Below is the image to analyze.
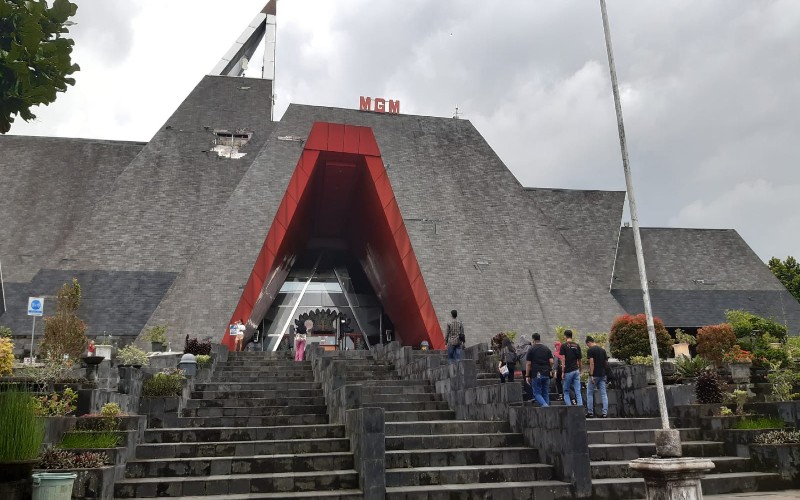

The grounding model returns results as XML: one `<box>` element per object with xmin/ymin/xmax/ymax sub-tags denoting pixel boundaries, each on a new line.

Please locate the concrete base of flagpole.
<box><xmin>629</xmin><ymin>457</ymin><xmax>715</xmax><ymax>500</ymax></box>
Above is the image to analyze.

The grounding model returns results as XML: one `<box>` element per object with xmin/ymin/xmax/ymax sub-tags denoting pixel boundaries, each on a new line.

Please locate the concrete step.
<box><xmin>215</xmin><ymin>363</ymin><xmax>313</xmax><ymax>369</ymax></box>
<box><xmin>212</xmin><ymin>374</ymin><xmax>317</xmax><ymax>382</ymax></box>
<box><xmin>386</xmin><ymin>420</ymin><xmax>511</xmax><ymax>436</ymax></box>
<box><xmin>386</xmin><ymin>446</ymin><xmax>539</xmax><ymax>468</ymax></box>
<box><xmin>136</xmin><ymin>437</ymin><xmax>351</xmax><ymax>459</ymax></box>
<box><xmin>358</xmin><ymin>379</ymin><xmax>431</xmax><ymax>387</ymax></box>
<box><xmin>361</xmin><ymin>392</ymin><xmax>440</xmax><ymax>403</ymax></box>
<box><xmin>182</xmin><ymin>404</ymin><xmax>328</xmax><ymax>418</ymax></box>
<box><xmin>386</xmin><ymin>433</ymin><xmax>524</xmax><ymax>451</ymax></box>
<box><xmin>125</xmin><ymin>452</ymin><xmax>354</xmax><ymax>478</ymax></box>
<box><xmin>191</xmin><ymin>389</ymin><xmax>323</xmax><ymax>399</ymax></box>
<box><xmin>587</xmin><ymin>427</ymin><xmax>703</xmax><ymax>445</ymax></box>
<box><xmin>589</xmin><ymin>441</ymin><xmax>724</xmax><ymax>462</ymax></box>
<box><xmin>185</xmin><ymin>396</ymin><xmax>326</xmax><ymax>408</ymax></box>
<box><xmin>385</xmin><ymin>480</ymin><xmax>573</xmax><ymax>499</ymax></box>
<box><xmin>137</xmin><ymin>491</ymin><xmax>363</xmax><ymax>499</ymax></box>
<box><xmin>359</xmin><ymin>385</ymin><xmax>435</xmax><ymax>395</ymax></box>
<box><xmin>194</xmin><ymin>381</ymin><xmax>321</xmax><ymax>391</ymax></box>
<box><xmin>385</xmin><ymin>410</ymin><xmax>457</xmax><ymax>422</ymax></box>
<box><xmin>585</xmin><ymin>417</ymin><xmax>676</xmax><ymax>432</ymax></box>
<box><xmin>365</xmin><ymin>401</ymin><xmax>450</xmax><ymax>412</ymax></box>
<box><xmin>386</xmin><ymin>463</ymin><xmax>553</xmax><ymax>487</ymax></box>
<box><xmin>177</xmin><ymin>414</ymin><xmax>329</xmax><ymax>428</ymax></box>
<box><xmin>591</xmin><ymin>472</ymin><xmax>784</xmax><ymax>499</ymax></box>
<box><xmin>590</xmin><ymin>456</ymin><xmax>752</xmax><ymax>479</ymax></box>
<box><xmin>144</xmin><ymin>424</ymin><xmax>344</xmax><ymax>444</ymax></box>
<box><xmin>114</xmin><ymin>470</ymin><xmax>359</xmax><ymax>497</ymax></box>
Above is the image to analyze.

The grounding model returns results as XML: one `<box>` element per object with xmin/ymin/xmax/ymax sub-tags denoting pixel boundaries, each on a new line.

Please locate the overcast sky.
<box><xmin>9</xmin><ymin>0</ymin><xmax>799</xmax><ymax>262</ymax></box>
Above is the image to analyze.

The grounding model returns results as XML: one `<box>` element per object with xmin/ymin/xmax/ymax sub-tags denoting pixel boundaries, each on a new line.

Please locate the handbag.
<box><xmin>499</xmin><ymin>364</ymin><xmax>509</xmax><ymax>376</ymax></box>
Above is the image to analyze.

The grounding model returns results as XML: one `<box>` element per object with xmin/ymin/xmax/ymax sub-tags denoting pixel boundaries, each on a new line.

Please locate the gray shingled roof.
<box><xmin>525</xmin><ymin>188</ymin><xmax>625</xmax><ymax>286</ymax></box>
<box><xmin>0</xmin><ymin>136</ymin><xmax>144</xmax><ymax>282</ymax></box>
<box><xmin>611</xmin><ymin>227</ymin><xmax>800</xmax><ymax>332</ymax></box>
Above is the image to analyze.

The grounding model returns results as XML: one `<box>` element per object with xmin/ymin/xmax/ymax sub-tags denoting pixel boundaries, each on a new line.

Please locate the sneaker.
<box><xmin>586</xmin><ymin>412</ymin><xmax>595</xmax><ymax>418</ymax></box>
<box><xmin>600</xmin><ymin>413</ymin><xmax>608</xmax><ymax>418</ymax></box>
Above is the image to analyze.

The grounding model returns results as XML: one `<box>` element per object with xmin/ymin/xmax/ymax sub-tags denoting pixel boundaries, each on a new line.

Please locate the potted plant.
<box><xmin>750</xmin><ymin>429</ymin><xmax>800</xmax><ymax>483</ymax></box>
<box><xmin>675</xmin><ymin>355</ymin><xmax>710</xmax><ymax>383</ymax></box>
<box><xmin>0</xmin><ymin>389</ymin><xmax>45</xmax><ymax>491</ymax></box>
<box><xmin>143</xmin><ymin>326</ymin><xmax>168</xmax><ymax>352</ymax></box>
<box><xmin>672</xmin><ymin>328</ymin><xmax>695</xmax><ymax>359</ymax></box>
<box><xmin>116</xmin><ymin>345</ymin><xmax>149</xmax><ymax>368</ymax></box>
<box><xmin>93</xmin><ymin>335</ymin><xmax>114</xmax><ymax>360</ymax></box>
<box><xmin>722</xmin><ymin>345</ymin><xmax>753</xmax><ymax>383</ymax></box>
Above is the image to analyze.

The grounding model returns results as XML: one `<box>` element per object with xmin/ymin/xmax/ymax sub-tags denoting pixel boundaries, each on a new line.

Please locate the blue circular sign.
<box><xmin>31</xmin><ymin>300</ymin><xmax>42</xmax><ymax>310</ymax></box>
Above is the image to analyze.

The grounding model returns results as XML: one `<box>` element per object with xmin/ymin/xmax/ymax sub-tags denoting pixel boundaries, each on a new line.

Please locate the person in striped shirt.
<box><xmin>445</xmin><ymin>310</ymin><xmax>464</xmax><ymax>364</ymax></box>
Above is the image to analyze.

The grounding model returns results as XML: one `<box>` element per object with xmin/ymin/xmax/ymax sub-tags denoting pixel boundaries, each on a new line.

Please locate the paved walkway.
<box><xmin>705</xmin><ymin>492</ymin><xmax>800</xmax><ymax>499</ymax></box>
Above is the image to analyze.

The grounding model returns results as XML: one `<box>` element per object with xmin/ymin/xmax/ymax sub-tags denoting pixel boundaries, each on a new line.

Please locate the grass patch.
<box><xmin>0</xmin><ymin>389</ymin><xmax>45</xmax><ymax>461</ymax></box>
<box><xmin>733</xmin><ymin>417</ymin><xmax>785</xmax><ymax>430</ymax></box>
<box><xmin>57</xmin><ymin>431</ymin><xmax>122</xmax><ymax>449</ymax></box>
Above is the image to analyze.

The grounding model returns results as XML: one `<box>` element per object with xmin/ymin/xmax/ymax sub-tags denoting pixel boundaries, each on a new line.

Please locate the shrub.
<box><xmin>753</xmin><ymin>346</ymin><xmax>789</xmax><ymax>368</ymax></box>
<box><xmin>630</xmin><ymin>355</ymin><xmax>654</xmax><ymax>365</ymax></box>
<box><xmin>676</xmin><ymin>355</ymin><xmax>710</xmax><ymax>379</ymax></box>
<box><xmin>0</xmin><ymin>337</ymin><xmax>14</xmax><ymax>376</ymax></box>
<box><xmin>0</xmin><ymin>325</ymin><xmax>12</xmax><ymax>338</ymax></box>
<box><xmin>696</xmin><ymin>323</ymin><xmax>736</xmax><ymax>366</ymax></box>
<box><xmin>767</xmin><ymin>361</ymin><xmax>800</xmax><ymax>402</ymax></box>
<box><xmin>143</xmin><ymin>325</ymin><xmax>168</xmax><ymax>344</ymax></box>
<box><xmin>39</xmin><ymin>278</ymin><xmax>88</xmax><ymax>361</ymax></box>
<box><xmin>196</xmin><ymin>354</ymin><xmax>212</xmax><ymax>369</ymax></box>
<box><xmin>674</xmin><ymin>328</ymin><xmax>696</xmax><ymax>345</ymax></box>
<box><xmin>754</xmin><ymin>430</ymin><xmax>800</xmax><ymax>445</ymax></box>
<box><xmin>38</xmin><ymin>448</ymin><xmax>107</xmax><ymax>469</ymax></box>
<box><xmin>117</xmin><ymin>344</ymin><xmax>149</xmax><ymax>366</ymax></box>
<box><xmin>695</xmin><ymin>370</ymin><xmax>724</xmax><ymax>404</ymax></box>
<box><xmin>0</xmin><ymin>389</ymin><xmax>45</xmax><ymax>461</ymax></box>
<box><xmin>33</xmin><ymin>387</ymin><xmax>78</xmax><ymax>416</ymax></box>
<box><xmin>722</xmin><ymin>345</ymin><xmax>753</xmax><ymax>364</ymax></box>
<box><xmin>142</xmin><ymin>369</ymin><xmax>185</xmax><ymax>397</ymax></box>
<box><xmin>788</xmin><ymin>336</ymin><xmax>800</xmax><ymax>359</ymax></box>
<box><xmin>726</xmin><ymin>310</ymin><xmax>787</xmax><ymax>344</ymax></box>
<box><xmin>100</xmin><ymin>402</ymin><xmax>122</xmax><ymax>418</ymax></box>
<box><xmin>57</xmin><ymin>431</ymin><xmax>121</xmax><ymax>449</ymax></box>
<box><xmin>184</xmin><ymin>335</ymin><xmax>212</xmax><ymax>356</ymax></box>
<box><xmin>16</xmin><ymin>357</ymin><xmax>79</xmax><ymax>387</ymax></box>
<box><xmin>609</xmin><ymin>314</ymin><xmax>672</xmax><ymax>363</ymax></box>
<box><xmin>733</xmin><ymin>417</ymin><xmax>785</xmax><ymax>430</ymax></box>
<box><xmin>719</xmin><ymin>406</ymin><xmax>733</xmax><ymax>416</ymax></box>
<box><xmin>725</xmin><ymin>389</ymin><xmax>749</xmax><ymax>415</ymax></box>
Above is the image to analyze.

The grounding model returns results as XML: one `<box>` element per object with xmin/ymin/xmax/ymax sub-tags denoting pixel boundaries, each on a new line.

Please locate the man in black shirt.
<box><xmin>559</xmin><ymin>330</ymin><xmax>583</xmax><ymax>407</ymax></box>
<box><xmin>586</xmin><ymin>335</ymin><xmax>609</xmax><ymax>418</ymax></box>
<box><xmin>524</xmin><ymin>333</ymin><xmax>554</xmax><ymax>407</ymax></box>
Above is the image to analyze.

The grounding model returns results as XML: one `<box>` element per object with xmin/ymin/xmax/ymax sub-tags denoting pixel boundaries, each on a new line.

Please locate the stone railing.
<box><xmin>509</xmin><ymin>405</ymin><xmax>592</xmax><ymax>498</ymax></box>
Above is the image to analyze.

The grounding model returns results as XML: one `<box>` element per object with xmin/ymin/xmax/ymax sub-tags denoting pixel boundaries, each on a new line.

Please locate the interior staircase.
<box><xmin>113</xmin><ymin>352</ymin><xmax>361</xmax><ymax>498</ymax></box>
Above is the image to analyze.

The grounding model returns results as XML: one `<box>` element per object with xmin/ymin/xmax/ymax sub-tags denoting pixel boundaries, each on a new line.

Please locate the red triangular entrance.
<box><xmin>223</xmin><ymin>123</ymin><xmax>445</xmax><ymax>350</ymax></box>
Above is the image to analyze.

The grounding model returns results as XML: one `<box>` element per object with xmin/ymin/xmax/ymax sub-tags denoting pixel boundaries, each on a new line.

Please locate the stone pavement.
<box><xmin>705</xmin><ymin>491</ymin><xmax>800</xmax><ymax>499</ymax></box>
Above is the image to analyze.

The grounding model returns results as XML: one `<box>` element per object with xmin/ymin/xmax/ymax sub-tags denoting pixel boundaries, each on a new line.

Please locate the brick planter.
<box><xmin>139</xmin><ymin>396</ymin><xmax>181</xmax><ymax>428</ymax></box>
<box><xmin>750</xmin><ymin>443</ymin><xmax>800</xmax><ymax>486</ymax></box>
<box><xmin>33</xmin><ymin>465</ymin><xmax>116</xmax><ymax>499</ymax></box>
<box><xmin>723</xmin><ymin>428</ymin><xmax>784</xmax><ymax>457</ymax></box>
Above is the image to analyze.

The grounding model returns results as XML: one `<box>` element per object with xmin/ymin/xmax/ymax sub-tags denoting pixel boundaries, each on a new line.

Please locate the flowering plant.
<box><xmin>722</xmin><ymin>345</ymin><xmax>753</xmax><ymax>364</ymax></box>
<box><xmin>33</xmin><ymin>387</ymin><xmax>78</xmax><ymax>416</ymax></box>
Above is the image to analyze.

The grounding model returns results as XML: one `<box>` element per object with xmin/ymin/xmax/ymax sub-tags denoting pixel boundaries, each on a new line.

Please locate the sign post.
<box><xmin>28</xmin><ymin>297</ymin><xmax>44</xmax><ymax>364</ymax></box>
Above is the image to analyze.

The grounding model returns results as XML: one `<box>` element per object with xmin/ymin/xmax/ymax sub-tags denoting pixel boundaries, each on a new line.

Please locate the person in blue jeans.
<box><xmin>524</xmin><ymin>333</ymin><xmax>554</xmax><ymax>407</ymax></box>
<box><xmin>445</xmin><ymin>310</ymin><xmax>464</xmax><ymax>364</ymax></box>
<box><xmin>585</xmin><ymin>335</ymin><xmax>609</xmax><ymax>418</ymax></box>
<box><xmin>559</xmin><ymin>330</ymin><xmax>583</xmax><ymax>407</ymax></box>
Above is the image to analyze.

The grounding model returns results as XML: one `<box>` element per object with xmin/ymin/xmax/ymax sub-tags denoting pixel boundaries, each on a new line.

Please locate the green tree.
<box><xmin>0</xmin><ymin>0</ymin><xmax>79</xmax><ymax>134</ymax></box>
<box><xmin>769</xmin><ymin>256</ymin><xmax>800</xmax><ymax>304</ymax></box>
<box><xmin>40</xmin><ymin>278</ymin><xmax>87</xmax><ymax>360</ymax></box>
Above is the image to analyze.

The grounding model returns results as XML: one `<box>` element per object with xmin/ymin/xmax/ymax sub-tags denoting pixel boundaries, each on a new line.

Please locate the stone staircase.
<box><xmin>588</xmin><ymin>417</ymin><xmax>783</xmax><ymax>499</ymax></box>
<box><xmin>338</xmin><ymin>355</ymin><xmax>574</xmax><ymax>499</ymax></box>
<box><xmin>113</xmin><ymin>352</ymin><xmax>362</xmax><ymax>498</ymax></box>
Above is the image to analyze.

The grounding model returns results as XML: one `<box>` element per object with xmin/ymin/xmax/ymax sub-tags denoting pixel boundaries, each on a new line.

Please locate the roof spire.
<box><xmin>210</xmin><ymin>0</ymin><xmax>277</xmax><ymax>81</ymax></box>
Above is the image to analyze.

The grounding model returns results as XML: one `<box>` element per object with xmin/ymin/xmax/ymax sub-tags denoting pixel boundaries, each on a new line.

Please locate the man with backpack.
<box><xmin>524</xmin><ymin>333</ymin><xmax>554</xmax><ymax>407</ymax></box>
<box><xmin>586</xmin><ymin>335</ymin><xmax>609</xmax><ymax>418</ymax></box>
<box><xmin>559</xmin><ymin>330</ymin><xmax>583</xmax><ymax>407</ymax></box>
